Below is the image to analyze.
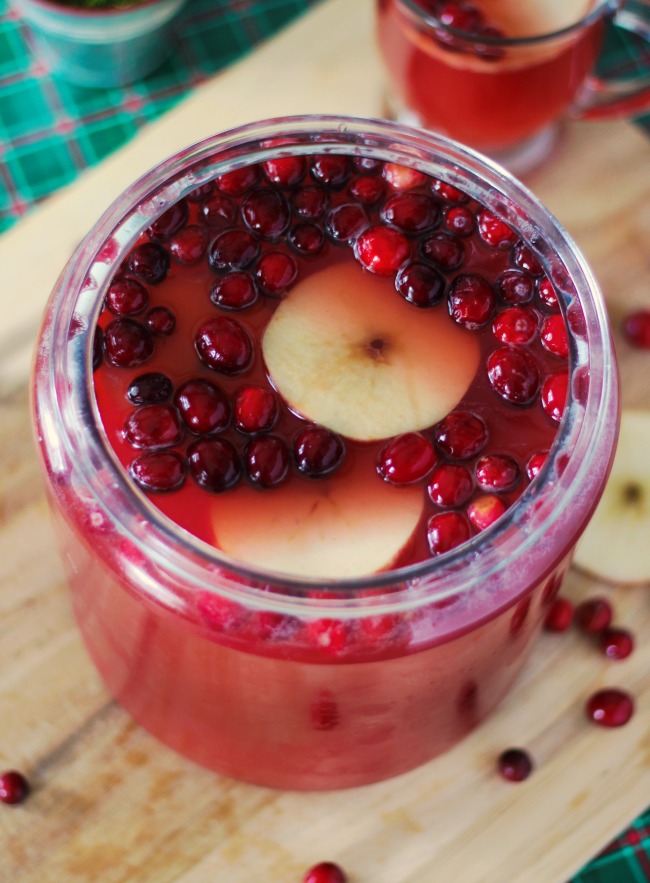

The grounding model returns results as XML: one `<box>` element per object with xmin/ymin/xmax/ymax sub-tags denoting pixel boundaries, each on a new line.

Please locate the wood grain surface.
<box><xmin>2</xmin><ymin>1</ymin><xmax>650</xmax><ymax>881</ymax></box>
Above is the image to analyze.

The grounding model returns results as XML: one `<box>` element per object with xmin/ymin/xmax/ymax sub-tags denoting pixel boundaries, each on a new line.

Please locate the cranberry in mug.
<box><xmin>32</xmin><ymin>116</ymin><xmax>618</xmax><ymax>790</ymax></box>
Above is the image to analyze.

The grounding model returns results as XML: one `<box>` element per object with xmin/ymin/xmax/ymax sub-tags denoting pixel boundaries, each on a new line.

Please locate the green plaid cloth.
<box><xmin>1</xmin><ymin>1</ymin><xmax>649</xmax><ymax>880</ymax></box>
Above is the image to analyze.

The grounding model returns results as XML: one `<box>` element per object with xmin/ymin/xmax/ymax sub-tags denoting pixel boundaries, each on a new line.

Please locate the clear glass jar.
<box><xmin>32</xmin><ymin>115</ymin><xmax>618</xmax><ymax>790</ymax></box>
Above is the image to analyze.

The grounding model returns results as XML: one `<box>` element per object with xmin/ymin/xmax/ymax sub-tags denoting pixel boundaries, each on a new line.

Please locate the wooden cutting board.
<box><xmin>2</xmin><ymin>1</ymin><xmax>650</xmax><ymax>880</ymax></box>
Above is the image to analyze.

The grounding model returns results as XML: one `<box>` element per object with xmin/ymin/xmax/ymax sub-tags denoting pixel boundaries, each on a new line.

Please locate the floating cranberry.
<box><xmin>383</xmin><ymin>162</ymin><xmax>427</xmax><ymax>190</ymax></box>
<box><xmin>234</xmin><ymin>385</ymin><xmax>279</xmax><ymax>433</ymax></box>
<box><xmin>541</xmin><ymin>371</ymin><xmax>568</xmax><ymax>424</ymax></box>
<box><xmin>0</xmin><ymin>770</ymin><xmax>30</xmax><ymax>805</ymax></box>
<box><xmin>487</xmin><ymin>346</ymin><xmax>540</xmax><ymax>405</ymax></box>
<box><xmin>449</xmin><ymin>274</ymin><xmax>495</xmax><ymax>329</ymax></box>
<box><xmin>127</xmin><ymin>242</ymin><xmax>169</xmax><ymax>283</ymax></box>
<box><xmin>145</xmin><ymin>306</ymin><xmax>175</xmax><ymax>336</ymax></box>
<box><xmin>496</xmin><ymin>270</ymin><xmax>535</xmax><ymax>306</ymax></box>
<box><xmin>586</xmin><ymin>688</ymin><xmax>634</xmax><ymax>727</ymax></box>
<box><xmin>395</xmin><ymin>261</ymin><xmax>445</xmax><ymax>308</ymax></box>
<box><xmin>262</xmin><ymin>156</ymin><xmax>306</xmax><ymax>187</ymax></box>
<box><xmin>355</xmin><ymin>225</ymin><xmax>410</xmax><ymax>275</ymax></box>
<box><xmin>420</xmin><ymin>231</ymin><xmax>465</xmax><ymax>270</ymax></box>
<box><xmin>302</xmin><ymin>862</ymin><xmax>347</xmax><ymax>883</ymax></box>
<box><xmin>174</xmin><ymin>378</ymin><xmax>230</xmax><ymax>435</ymax></box>
<box><xmin>288</xmin><ymin>222</ymin><xmax>325</xmax><ymax>256</ymax></box>
<box><xmin>377</xmin><ymin>432</ymin><xmax>436</xmax><ymax>484</ymax></box>
<box><xmin>124</xmin><ymin>403</ymin><xmax>183</xmax><ymax>450</ymax></box>
<box><xmin>574</xmin><ymin>597</ymin><xmax>613</xmax><ymax>634</ymax></box>
<box><xmin>538</xmin><ymin>276</ymin><xmax>560</xmax><ymax>311</ymax></box>
<box><xmin>427</xmin><ymin>511</ymin><xmax>471</xmax><ymax>555</ymax></box>
<box><xmin>427</xmin><ymin>462</ymin><xmax>474</xmax><ymax>508</ymax></box>
<box><xmin>256</xmin><ymin>251</ymin><xmax>298</xmax><ymax>296</ymax></box>
<box><xmin>130</xmin><ymin>450</ymin><xmax>186</xmax><ymax>492</ymax></box>
<box><xmin>245</xmin><ymin>435</ymin><xmax>290</xmax><ymax>487</ymax></box>
<box><xmin>434</xmin><ymin>410</ymin><xmax>488</xmax><ymax>459</ymax></box>
<box><xmin>200</xmin><ymin>192</ymin><xmax>237</xmax><ymax>228</ymax></box>
<box><xmin>497</xmin><ymin>748</ymin><xmax>533</xmax><ymax>782</ymax></box>
<box><xmin>210</xmin><ymin>272</ymin><xmax>258</xmax><ymax>311</ymax></box>
<box><xmin>195</xmin><ymin>316</ymin><xmax>253</xmax><ymax>374</ymax></box>
<box><xmin>294</xmin><ymin>425</ymin><xmax>346</xmax><ymax>477</ymax></box>
<box><xmin>186</xmin><ymin>180</ymin><xmax>214</xmax><ymax>203</ymax></box>
<box><xmin>242</xmin><ymin>188</ymin><xmax>290</xmax><ymax>239</ymax></box>
<box><xmin>444</xmin><ymin>205</ymin><xmax>475</xmax><ymax>236</ymax></box>
<box><xmin>475</xmin><ymin>453</ymin><xmax>520</xmax><ymax>492</ymax></box>
<box><xmin>544</xmin><ymin>596</ymin><xmax>574</xmax><ymax>632</ymax></box>
<box><xmin>188</xmin><ymin>437</ymin><xmax>241</xmax><ymax>492</ymax></box>
<box><xmin>326</xmin><ymin>203</ymin><xmax>369</xmax><ymax>242</ymax></box>
<box><xmin>311</xmin><ymin>155</ymin><xmax>351</xmax><ymax>188</ymax></box>
<box><xmin>106</xmin><ymin>277</ymin><xmax>149</xmax><ymax>316</ymax></box>
<box><xmin>354</xmin><ymin>155</ymin><xmax>382</xmax><ymax>173</ymax></box>
<box><xmin>599</xmin><ymin>628</ymin><xmax>635</xmax><ymax>660</ymax></box>
<box><xmin>477</xmin><ymin>210</ymin><xmax>517</xmax><ymax>248</ymax></box>
<box><xmin>467</xmin><ymin>494</ymin><xmax>507</xmax><ymax>531</ymax></box>
<box><xmin>208</xmin><ymin>229</ymin><xmax>260</xmax><ymax>273</ymax></box>
<box><xmin>431</xmin><ymin>178</ymin><xmax>468</xmax><ymax>203</ymax></box>
<box><xmin>104</xmin><ymin>318</ymin><xmax>153</xmax><ymax>368</ymax></box>
<box><xmin>215</xmin><ymin>165</ymin><xmax>259</xmax><ymax>195</ymax></box>
<box><xmin>382</xmin><ymin>192</ymin><xmax>439</xmax><ymax>233</ymax></box>
<box><xmin>541</xmin><ymin>313</ymin><xmax>569</xmax><ymax>358</ymax></box>
<box><xmin>147</xmin><ymin>199</ymin><xmax>188</xmax><ymax>241</ymax></box>
<box><xmin>169</xmin><ymin>225</ymin><xmax>208</xmax><ymax>264</ymax></box>
<box><xmin>438</xmin><ymin>1</ymin><xmax>483</xmax><ymax>32</ymax></box>
<box><xmin>126</xmin><ymin>372</ymin><xmax>173</xmax><ymax>405</ymax></box>
<box><xmin>305</xmin><ymin>618</ymin><xmax>351</xmax><ymax>654</ymax></box>
<box><xmin>349</xmin><ymin>174</ymin><xmax>385</xmax><ymax>205</ymax></box>
<box><xmin>492</xmin><ymin>306</ymin><xmax>537</xmax><ymax>345</ymax></box>
<box><xmin>512</xmin><ymin>241</ymin><xmax>543</xmax><ymax>276</ymax></box>
<box><xmin>526</xmin><ymin>451</ymin><xmax>548</xmax><ymax>480</ymax></box>
<box><xmin>622</xmin><ymin>309</ymin><xmax>650</xmax><ymax>348</ymax></box>
<box><xmin>292</xmin><ymin>185</ymin><xmax>330</xmax><ymax>218</ymax></box>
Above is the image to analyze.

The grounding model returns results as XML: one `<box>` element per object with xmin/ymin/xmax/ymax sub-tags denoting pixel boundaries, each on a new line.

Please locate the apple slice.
<box><xmin>262</xmin><ymin>261</ymin><xmax>479</xmax><ymax>442</ymax></box>
<box><xmin>573</xmin><ymin>409</ymin><xmax>650</xmax><ymax>585</ymax></box>
<box><xmin>211</xmin><ymin>471</ymin><xmax>423</xmax><ymax>579</ymax></box>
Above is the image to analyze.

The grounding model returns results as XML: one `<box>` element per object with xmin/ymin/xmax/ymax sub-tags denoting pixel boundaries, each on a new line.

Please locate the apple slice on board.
<box><xmin>573</xmin><ymin>409</ymin><xmax>650</xmax><ymax>585</ymax></box>
<box><xmin>262</xmin><ymin>261</ymin><xmax>479</xmax><ymax>442</ymax></box>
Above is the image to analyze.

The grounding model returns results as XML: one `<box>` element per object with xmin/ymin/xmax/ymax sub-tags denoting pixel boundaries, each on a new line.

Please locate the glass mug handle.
<box><xmin>574</xmin><ymin>1</ymin><xmax>650</xmax><ymax>120</ymax></box>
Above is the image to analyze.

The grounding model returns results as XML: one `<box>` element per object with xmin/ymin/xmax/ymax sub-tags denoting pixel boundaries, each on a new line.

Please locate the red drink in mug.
<box><xmin>32</xmin><ymin>116</ymin><xmax>617</xmax><ymax>790</ymax></box>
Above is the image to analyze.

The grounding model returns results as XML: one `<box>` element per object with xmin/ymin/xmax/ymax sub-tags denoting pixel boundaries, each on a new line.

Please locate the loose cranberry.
<box><xmin>127</xmin><ymin>372</ymin><xmax>173</xmax><ymax>405</ymax></box>
<box><xmin>492</xmin><ymin>306</ymin><xmax>537</xmax><ymax>345</ymax></box>
<box><xmin>538</xmin><ymin>276</ymin><xmax>560</xmax><ymax>311</ymax></box>
<box><xmin>427</xmin><ymin>511</ymin><xmax>471</xmax><ymax>555</ymax></box>
<box><xmin>586</xmin><ymin>688</ymin><xmax>634</xmax><ymax>727</ymax></box>
<box><xmin>288</xmin><ymin>222</ymin><xmax>325</xmax><ymax>256</ymax></box>
<box><xmin>187</xmin><ymin>437</ymin><xmax>241</xmax><ymax>492</ymax></box>
<box><xmin>420</xmin><ymin>231</ymin><xmax>465</xmax><ymax>270</ymax></box>
<box><xmin>0</xmin><ymin>770</ymin><xmax>30</xmax><ymax>805</ymax></box>
<box><xmin>599</xmin><ymin>628</ymin><xmax>635</xmax><ymax>660</ymax></box>
<box><xmin>145</xmin><ymin>306</ymin><xmax>175</xmax><ymax>336</ymax></box>
<box><xmin>449</xmin><ymin>274</ymin><xmax>495</xmax><ymax>329</ymax></box>
<box><xmin>302</xmin><ymin>862</ymin><xmax>347</xmax><ymax>883</ymax></box>
<box><xmin>294</xmin><ymin>425</ymin><xmax>346</xmax><ymax>477</ymax></box>
<box><xmin>234</xmin><ymin>385</ymin><xmax>279</xmax><ymax>433</ymax></box>
<box><xmin>622</xmin><ymin>310</ymin><xmax>650</xmax><ymax>348</ymax></box>
<box><xmin>497</xmin><ymin>748</ymin><xmax>533</xmax><ymax>782</ymax></box>
<box><xmin>496</xmin><ymin>270</ymin><xmax>535</xmax><ymax>306</ymax></box>
<box><xmin>262</xmin><ymin>156</ymin><xmax>305</xmax><ymax>187</ymax></box>
<box><xmin>200</xmin><ymin>192</ymin><xmax>237</xmax><ymax>228</ymax></box>
<box><xmin>431</xmin><ymin>178</ymin><xmax>468</xmax><ymax>203</ymax></box>
<box><xmin>311</xmin><ymin>155</ymin><xmax>351</xmax><ymax>188</ymax></box>
<box><xmin>326</xmin><ymin>203</ymin><xmax>369</xmax><ymax>242</ymax></box>
<box><xmin>195</xmin><ymin>316</ymin><xmax>254</xmax><ymax>374</ymax></box>
<box><xmin>242</xmin><ymin>188</ymin><xmax>290</xmax><ymax>239</ymax></box>
<box><xmin>467</xmin><ymin>494</ymin><xmax>507</xmax><ymax>530</ymax></box>
<box><xmin>395</xmin><ymin>261</ymin><xmax>445</xmax><ymax>308</ymax></box>
<box><xmin>377</xmin><ymin>432</ymin><xmax>436</xmax><ymax>484</ymax></box>
<box><xmin>487</xmin><ymin>346</ymin><xmax>540</xmax><ymax>405</ymax></box>
<box><xmin>427</xmin><ymin>462</ymin><xmax>474</xmax><ymax>508</ymax></box>
<box><xmin>130</xmin><ymin>450</ymin><xmax>186</xmax><ymax>492</ymax></box>
<box><xmin>186</xmin><ymin>180</ymin><xmax>214</xmax><ymax>203</ymax></box>
<box><xmin>477</xmin><ymin>210</ymin><xmax>517</xmax><ymax>248</ymax></box>
<box><xmin>124</xmin><ymin>403</ymin><xmax>183</xmax><ymax>450</ymax></box>
<box><xmin>256</xmin><ymin>251</ymin><xmax>298</xmax><ymax>295</ymax></box>
<box><xmin>349</xmin><ymin>174</ymin><xmax>385</xmax><ymax>205</ymax></box>
<box><xmin>169</xmin><ymin>225</ymin><xmax>208</xmax><ymax>264</ymax></box>
<box><xmin>444</xmin><ymin>205</ymin><xmax>475</xmax><ymax>236</ymax></box>
<box><xmin>383</xmin><ymin>162</ymin><xmax>427</xmax><ymax>190</ymax></box>
<box><xmin>434</xmin><ymin>410</ymin><xmax>488</xmax><ymax>459</ymax></box>
<box><xmin>106</xmin><ymin>277</ymin><xmax>149</xmax><ymax>316</ymax></box>
<box><xmin>526</xmin><ymin>451</ymin><xmax>548</xmax><ymax>480</ymax></box>
<box><xmin>541</xmin><ymin>371</ymin><xmax>568</xmax><ymax>424</ymax></box>
<box><xmin>210</xmin><ymin>272</ymin><xmax>258</xmax><ymax>311</ymax></box>
<box><xmin>174</xmin><ymin>378</ymin><xmax>230</xmax><ymax>435</ymax></box>
<box><xmin>245</xmin><ymin>435</ymin><xmax>290</xmax><ymax>487</ymax></box>
<box><xmin>147</xmin><ymin>199</ymin><xmax>188</xmax><ymax>241</ymax></box>
<box><xmin>381</xmin><ymin>192</ymin><xmax>439</xmax><ymax>233</ymax></box>
<box><xmin>104</xmin><ymin>318</ymin><xmax>153</xmax><ymax>368</ymax></box>
<box><xmin>208</xmin><ymin>229</ymin><xmax>260</xmax><ymax>272</ymax></box>
<box><xmin>127</xmin><ymin>242</ymin><xmax>169</xmax><ymax>283</ymax></box>
<box><xmin>512</xmin><ymin>241</ymin><xmax>543</xmax><ymax>276</ymax></box>
<box><xmin>475</xmin><ymin>453</ymin><xmax>520</xmax><ymax>492</ymax></box>
<box><xmin>544</xmin><ymin>596</ymin><xmax>574</xmax><ymax>632</ymax></box>
<box><xmin>355</xmin><ymin>225</ymin><xmax>410</xmax><ymax>275</ymax></box>
<box><xmin>541</xmin><ymin>313</ymin><xmax>569</xmax><ymax>358</ymax></box>
<box><xmin>574</xmin><ymin>597</ymin><xmax>613</xmax><ymax>634</ymax></box>
<box><xmin>292</xmin><ymin>185</ymin><xmax>330</xmax><ymax>218</ymax></box>
<box><xmin>215</xmin><ymin>165</ymin><xmax>259</xmax><ymax>195</ymax></box>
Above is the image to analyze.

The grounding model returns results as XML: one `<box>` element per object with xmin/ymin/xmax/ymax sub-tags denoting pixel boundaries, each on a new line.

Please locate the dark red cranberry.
<box><xmin>106</xmin><ymin>277</ymin><xmax>149</xmax><ymax>316</ymax></box>
<box><xmin>586</xmin><ymin>688</ymin><xmax>634</xmax><ymax>727</ymax></box>
<box><xmin>326</xmin><ymin>203</ymin><xmax>369</xmax><ymax>241</ymax></box>
<box><xmin>256</xmin><ymin>251</ymin><xmax>298</xmax><ymax>295</ymax></box>
<box><xmin>215</xmin><ymin>165</ymin><xmax>259</xmax><ymax>195</ymax></box>
<box><xmin>496</xmin><ymin>270</ymin><xmax>535</xmax><ymax>305</ymax></box>
<box><xmin>355</xmin><ymin>225</ymin><xmax>410</xmax><ymax>275</ymax></box>
<box><xmin>444</xmin><ymin>205</ymin><xmax>475</xmax><ymax>236</ymax></box>
<box><xmin>186</xmin><ymin>180</ymin><xmax>214</xmax><ymax>203</ymax></box>
<box><xmin>383</xmin><ymin>163</ymin><xmax>427</xmax><ymax>190</ymax></box>
<box><xmin>448</xmin><ymin>274</ymin><xmax>495</xmax><ymax>329</ymax></box>
<box><xmin>526</xmin><ymin>451</ymin><xmax>548</xmax><ymax>480</ymax></box>
<box><xmin>104</xmin><ymin>318</ymin><xmax>153</xmax><ymax>368</ymax></box>
<box><xmin>169</xmin><ymin>225</ymin><xmax>208</xmax><ymax>264</ymax></box>
<box><xmin>574</xmin><ymin>597</ymin><xmax>613</xmax><ymax>634</ymax></box>
<box><xmin>127</xmin><ymin>242</ymin><xmax>169</xmax><ymax>283</ymax></box>
<box><xmin>147</xmin><ymin>199</ymin><xmax>188</xmax><ymax>241</ymax></box>
<box><xmin>354</xmin><ymin>155</ymin><xmax>382</xmax><ymax>173</ymax></box>
<box><xmin>427</xmin><ymin>511</ymin><xmax>470</xmax><ymax>555</ymax></box>
<box><xmin>0</xmin><ymin>770</ymin><xmax>30</xmax><ymax>805</ymax></box>
<box><xmin>434</xmin><ymin>410</ymin><xmax>488</xmax><ymax>459</ymax></box>
<box><xmin>210</xmin><ymin>272</ymin><xmax>258</xmax><ymax>310</ymax></box>
<box><xmin>195</xmin><ymin>316</ymin><xmax>253</xmax><ymax>374</ymax></box>
<box><xmin>92</xmin><ymin>326</ymin><xmax>104</xmax><ymax>371</ymax></box>
<box><xmin>475</xmin><ymin>25</ymin><xmax>506</xmax><ymax>60</ymax></box>
<box><xmin>477</xmin><ymin>210</ymin><xmax>517</xmax><ymax>248</ymax></box>
<box><xmin>208</xmin><ymin>229</ymin><xmax>260</xmax><ymax>272</ymax></box>
<box><xmin>431</xmin><ymin>178</ymin><xmax>468</xmax><ymax>203</ymax></box>
<box><xmin>311</xmin><ymin>154</ymin><xmax>351</xmax><ymax>188</ymax></box>
<box><xmin>492</xmin><ymin>306</ymin><xmax>537</xmax><ymax>345</ymax></box>
<box><xmin>377</xmin><ymin>432</ymin><xmax>436</xmax><ymax>485</ymax></box>
<box><xmin>126</xmin><ymin>372</ymin><xmax>173</xmax><ymax>405</ymax></box>
<box><xmin>497</xmin><ymin>748</ymin><xmax>533</xmax><ymax>782</ymax></box>
<box><xmin>292</xmin><ymin>185</ymin><xmax>330</xmax><ymax>219</ymax></box>
<box><xmin>130</xmin><ymin>450</ymin><xmax>186</xmax><ymax>492</ymax></box>
<box><xmin>427</xmin><ymin>462</ymin><xmax>473</xmax><ymax>508</ymax></box>
<box><xmin>541</xmin><ymin>371</ymin><xmax>568</xmax><ymax>424</ymax></box>
<box><xmin>245</xmin><ymin>435</ymin><xmax>290</xmax><ymax>487</ymax></box>
<box><xmin>145</xmin><ymin>306</ymin><xmax>175</xmax><ymax>336</ymax></box>
<box><xmin>544</xmin><ymin>596</ymin><xmax>574</xmax><ymax>632</ymax></box>
<box><xmin>420</xmin><ymin>232</ymin><xmax>465</xmax><ymax>270</ymax></box>
<box><xmin>199</xmin><ymin>192</ymin><xmax>237</xmax><ymax>228</ymax></box>
<box><xmin>381</xmin><ymin>192</ymin><xmax>439</xmax><ymax>233</ymax></box>
<box><xmin>294</xmin><ymin>425</ymin><xmax>346</xmax><ymax>477</ymax></box>
<box><xmin>622</xmin><ymin>309</ymin><xmax>650</xmax><ymax>348</ymax></box>
<box><xmin>124</xmin><ymin>403</ymin><xmax>183</xmax><ymax>449</ymax></box>
<box><xmin>599</xmin><ymin>628</ymin><xmax>635</xmax><ymax>660</ymax></box>
<box><xmin>234</xmin><ymin>385</ymin><xmax>279</xmax><ymax>433</ymax></box>
<box><xmin>187</xmin><ymin>437</ymin><xmax>241</xmax><ymax>492</ymax></box>
<box><xmin>538</xmin><ymin>276</ymin><xmax>560</xmax><ymax>311</ymax></box>
<box><xmin>349</xmin><ymin>174</ymin><xmax>385</xmax><ymax>205</ymax></box>
<box><xmin>174</xmin><ymin>378</ymin><xmax>230</xmax><ymax>435</ymax></box>
<box><xmin>512</xmin><ymin>241</ymin><xmax>543</xmax><ymax>276</ymax></box>
<box><xmin>262</xmin><ymin>156</ymin><xmax>306</xmax><ymax>187</ymax></box>
<box><xmin>487</xmin><ymin>347</ymin><xmax>540</xmax><ymax>405</ymax></box>
<box><xmin>438</xmin><ymin>1</ymin><xmax>483</xmax><ymax>32</ymax></box>
<box><xmin>395</xmin><ymin>261</ymin><xmax>445</xmax><ymax>307</ymax></box>
<box><xmin>288</xmin><ymin>222</ymin><xmax>326</xmax><ymax>256</ymax></box>
<box><xmin>541</xmin><ymin>313</ymin><xmax>569</xmax><ymax>358</ymax></box>
<box><xmin>242</xmin><ymin>188</ymin><xmax>290</xmax><ymax>239</ymax></box>
<box><xmin>475</xmin><ymin>453</ymin><xmax>520</xmax><ymax>491</ymax></box>
<box><xmin>303</xmin><ymin>862</ymin><xmax>347</xmax><ymax>883</ymax></box>
<box><xmin>467</xmin><ymin>494</ymin><xmax>507</xmax><ymax>530</ymax></box>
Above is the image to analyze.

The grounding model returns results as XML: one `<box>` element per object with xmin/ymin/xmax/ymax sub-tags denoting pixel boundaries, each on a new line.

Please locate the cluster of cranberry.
<box><xmin>417</xmin><ymin>0</ymin><xmax>506</xmax><ymax>58</ymax></box>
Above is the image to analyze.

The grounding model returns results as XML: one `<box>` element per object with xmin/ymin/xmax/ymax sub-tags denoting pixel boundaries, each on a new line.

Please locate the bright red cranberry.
<box><xmin>200</xmin><ymin>192</ymin><xmax>237</xmax><ymax>228</ymax></box>
<box><xmin>127</xmin><ymin>242</ymin><xmax>169</xmax><ymax>283</ymax></box>
<box><xmin>215</xmin><ymin>165</ymin><xmax>259</xmax><ymax>195</ymax></box>
<box><xmin>256</xmin><ymin>251</ymin><xmax>298</xmax><ymax>295</ymax></box>
<box><xmin>599</xmin><ymin>628</ymin><xmax>635</xmax><ymax>660</ymax></box>
<box><xmin>586</xmin><ymin>688</ymin><xmax>634</xmax><ymax>727</ymax></box>
<box><xmin>208</xmin><ymin>229</ymin><xmax>260</xmax><ymax>272</ymax></box>
<box><xmin>538</xmin><ymin>276</ymin><xmax>560</xmax><ymax>311</ymax></box>
<box><xmin>130</xmin><ymin>450</ymin><xmax>186</xmax><ymax>492</ymax></box>
<box><xmin>124</xmin><ymin>403</ymin><xmax>183</xmax><ymax>450</ymax></box>
<box><xmin>512</xmin><ymin>241</ymin><xmax>543</xmax><ymax>276</ymax></box>
<box><xmin>420</xmin><ymin>231</ymin><xmax>465</xmax><ymax>270</ymax></box>
<box><xmin>210</xmin><ymin>272</ymin><xmax>258</xmax><ymax>310</ymax></box>
<box><xmin>427</xmin><ymin>462</ymin><xmax>473</xmax><ymax>508</ymax></box>
<box><xmin>242</xmin><ymin>188</ymin><xmax>290</xmax><ymax>239</ymax></box>
<box><xmin>526</xmin><ymin>451</ymin><xmax>548</xmax><ymax>480</ymax></box>
<box><xmin>355</xmin><ymin>225</ymin><xmax>410</xmax><ymax>275</ymax></box>
<box><xmin>487</xmin><ymin>346</ymin><xmax>540</xmax><ymax>405</ymax></box>
<box><xmin>127</xmin><ymin>372</ymin><xmax>173</xmax><ymax>405</ymax></box>
<box><xmin>0</xmin><ymin>770</ymin><xmax>30</xmax><ymax>805</ymax></box>
<box><xmin>427</xmin><ymin>511</ymin><xmax>471</xmax><ymax>555</ymax></box>
<box><xmin>377</xmin><ymin>432</ymin><xmax>436</xmax><ymax>484</ymax></box>
<box><xmin>188</xmin><ymin>437</ymin><xmax>241</xmax><ymax>492</ymax></box>
<box><xmin>395</xmin><ymin>261</ymin><xmax>445</xmax><ymax>307</ymax></box>
<box><xmin>303</xmin><ymin>862</ymin><xmax>347</xmax><ymax>883</ymax></box>
<box><xmin>467</xmin><ymin>494</ymin><xmax>507</xmax><ymax>531</ymax></box>
<box><xmin>106</xmin><ymin>277</ymin><xmax>149</xmax><ymax>316</ymax></box>
<box><xmin>496</xmin><ymin>270</ymin><xmax>535</xmax><ymax>305</ymax></box>
<box><xmin>382</xmin><ymin>192</ymin><xmax>439</xmax><ymax>233</ymax></box>
<box><xmin>311</xmin><ymin>155</ymin><xmax>351</xmax><ymax>188</ymax></box>
<box><xmin>574</xmin><ymin>597</ymin><xmax>613</xmax><ymax>634</ymax></box>
<box><xmin>195</xmin><ymin>316</ymin><xmax>253</xmax><ymax>374</ymax></box>
<box><xmin>145</xmin><ymin>306</ymin><xmax>175</xmax><ymax>336</ymax></box>
<box><xmin>383</xmin><ymin>162</ymin><xmax>427</xmax><ymax>190</ymax></box>
<box><xmin>541</xmin><ymin>313</ymin><xmax>569</xmax><ymax>358</ymax></box>
<box><xmin>169</xmin><ymin>225</ymin><xmax>208</xmax><ymax>264</ymax></box>
<box><xmin>174</xmin><ymin>378</ymin><xmax>230</xmax><ymax>435</ymax></box>
<box><xmin>234</xmin><ymin>385</ymin><xmax>279</xmax><ymax>433</ymax></box>
<box><xmin>444</xmin><ymin>205</ymin><xmax>475</xmax><ymax>236</ymax></box>
<box><xmin>196</xmin><ymin>591</ymin><xmax>246</xmax><ymax>632</ymax></box>
<box><xmin>541</xmin><ymin>371</ymin><xmax>568</xmax><ymax>424</ymax></box>
<box><xmin>449</xmin><ymin>274</ymin><xmax>495</xmax><ymax>329</ymax></box>
<box><xmin>245</xmin><ymin>435</ymin><xmax>290</xmax><ymax>487</ymax></box>
<box><xmin>262</xmin><ymin>156</ymin><xmax>306</xmax><ymax>187</ymax></box>
<box><xmin>288</xmin><ymin>222</ymin><xmax>325</xmax><ymax>256</ymax></box>
<box><xmin>147</xmin><ymin>199</ymin><xmax>188</xmax><ymax>241</ymax></box>
<box><xmin>497</xmin><ymin>748</ymin><xmax>533</xmax><ymax>782</ymax></box>
<box><xmin>622</xmin><ymin>310</ymin><xmax>650</xmax><ymax>348</ymax></box>
<box><xmin>294</xmin><ymin>425</ymin><xmax>346</xmax><ymax>477</ymax></box>
<box><xmin>292</xmin><ymin>185</ymin><xmax>330</xmax><ymax>218</ymax></box>
<box><xmin>434</xmin><ymin>410</ymin><xmax>488</xmax><ymax>459</ymax></box>
<box><xmin>305</xmin><ymin>618</ymin><xmax>351</xmax><ymax>654</ymax></box>
<box><xmin>492</xmin><ymin>306</ymin><xmax>537</xmax><ymax>345</ymax></box>
<box><xmin>326</xmin><ymin>203</ymin><xmax>368</xmax><ymax>242</ymax></box>
<box><xmin>475</xmin><ymin>453</ymin><xmax>520</xmax><ymax>491</ymax></box>
<box><xmin>431</xmin><ymin>178</ymin><xmax>468</xmax><ymax>203</ymax></box>
<box><xmin>544</xmin><ymin>596</ymin><xmax>574</xmax><ymax>632</ymax></box>
<box><xmin>104</xmin><ymin>318</ymin><xmax>153</xmax><ymax>367</ymax></box>
<box><xmin>349</xmin><ymin>174</ymin><xmax>385</xmax><ymax>205</ymax></box>
<box><xmin>477</xmin><ymin>210</ymin><xmax>517</xmax><ymax>248</ymax></box>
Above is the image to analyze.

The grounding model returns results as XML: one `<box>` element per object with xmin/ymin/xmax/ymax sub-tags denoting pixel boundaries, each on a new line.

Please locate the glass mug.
<box><xmin>376</xmin><ymin>0</ymin><xmax>650</xmax><ymax>174</ymax></box>
<box><xmin>32</xmin><ymin>115</ymin><xmax>618</xmax><ymax>791</ymax></box>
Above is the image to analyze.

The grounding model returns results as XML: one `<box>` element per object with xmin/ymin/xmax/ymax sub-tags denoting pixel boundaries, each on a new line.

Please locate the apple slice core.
<box><xmin>262</xmin><ymin>261</ymin><xmax>479</xmax><ymax>441</ymax></box>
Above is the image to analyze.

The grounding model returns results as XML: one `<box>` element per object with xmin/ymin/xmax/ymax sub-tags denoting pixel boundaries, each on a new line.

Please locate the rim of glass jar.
<box><xmin>396</xmin><ymin>0</ymin><xmax>623</xmax><ymax>47</ymax></box>
<box><xmin>44</xmin><ymin>114</ymin><xmax>616</xmax><ymax>609</ymax></box>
